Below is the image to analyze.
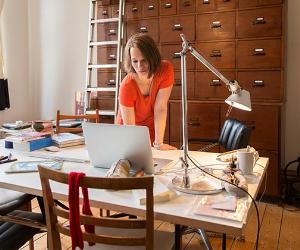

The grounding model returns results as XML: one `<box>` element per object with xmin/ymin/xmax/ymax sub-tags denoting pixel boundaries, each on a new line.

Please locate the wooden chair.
<box><xmin>56</xmin><ymin>109</ymin><xmax>100</xmax><ymax>134</ymax></box>
<box><xmin>38</xmin><ymin>166</ymin><xmax>175</xmax><ymax>250</ymax></box>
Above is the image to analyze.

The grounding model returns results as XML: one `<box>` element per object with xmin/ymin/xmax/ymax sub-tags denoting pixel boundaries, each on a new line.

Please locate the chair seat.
<box><xmin>0</xmin><ymin>189</ymin><xmax>33</xmax><ymax>215</ymax></box>
<box><xmin>0</xmin><ymin>210</ymin><xmax>44</xmax><ymax>250</ymax></box>
<box><xmin>83</xmin><ymin>227</ymin><xmax>174</xmax><ymax>250</ymax></box>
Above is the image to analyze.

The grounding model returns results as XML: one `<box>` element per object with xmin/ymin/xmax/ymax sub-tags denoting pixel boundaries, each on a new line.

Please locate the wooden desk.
<box><xmin>0</xmin><ymin>144</ymin><xmax>268</xmax><ymax>242</ymax></box>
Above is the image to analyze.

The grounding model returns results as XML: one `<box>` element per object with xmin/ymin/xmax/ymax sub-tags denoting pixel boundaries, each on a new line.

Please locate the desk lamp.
<box><xmin>172</xmin><ymin>34</ymin><xmax>252</xmax><ymax>194</ymax></box>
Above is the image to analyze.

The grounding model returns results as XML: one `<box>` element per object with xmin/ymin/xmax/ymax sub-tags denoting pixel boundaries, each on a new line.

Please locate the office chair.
<box><xmin>56</xmin><ymin>109</ymin><xmax>100</xmax><ymax>134</ymax></box>
<box><xmin>283</xmin><ymin>156</ymin><xmax>300</xmax><ymax>207</ymax></box>
<box><xmin>0</xmin><ymin>189</ymin><xmax>46</xmax><ymax>250</ymax></box>
<box><xmin>189</xmin><ymin>118</ymin><xmax>252</xmax><ymax>152</ymax></box>
<box><xmin>38</xmin><ymin>165</ymin><xmax>175</xmax><ymax>250</ymax></box>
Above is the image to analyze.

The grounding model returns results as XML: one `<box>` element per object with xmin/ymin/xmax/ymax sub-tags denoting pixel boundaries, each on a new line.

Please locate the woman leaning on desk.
<box><xmin>116</xmin><ymin>33</ymin><xmax>177</xmax><ymax>151</ymax></box>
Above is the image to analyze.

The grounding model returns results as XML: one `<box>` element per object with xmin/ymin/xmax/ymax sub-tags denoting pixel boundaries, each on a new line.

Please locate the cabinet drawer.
<box><xmin>237</xmin><ymin>71</ymin><xmax>282</xmax><ymax>101</ymax></box>
<box><xmin>99</xmin><ymin>115</ymin><xmax>114</xmax><ymax>124</ymax></box>
<box><xmin>111</xmin><ymin>4</ymin><xmax>120</xmax><ymax>18</ymax></box>
<box><xmin>143</xmin><ymin>0</ymin><xmax>159</xmax><ymax>17</ymax></box>
<box><xmin>197</xmin><ymin>0</ymin><xmax>236</xmax><ymax>13</ymax></box>
<box><xmin>97</xmin><ymin>46</ymin><xmax>117</xmax><ymax>65</ymax></box>
<box><xmin>97</xmin><ymin>23</ymin><xmax>118</xmax><ymax>41</ymax></box>
<box><xmin>170</xmin><ymin>102</ymin><xmax>220</xmax><ymax>142</ymax></box>
<box><xmin>237</xmin><ymin>39</ymin><xmax>281</xmax><ymax>68</ymax></box>
<box><xmin>238</xmin><ymin>0</ymin><xmax>282</xmax><ymax>8</ymax></box>
<box><xmin>160</xmin><ymin>44</ymin><xmax>195</xmax><ymax>70</ymax></box>
<box><xmin>97</xmin><ymin>5</ymin><xmax>111</xmax><ymax>19</ymax></box>
<box><xmin>170</xmin><ymin>141</ymin><xmax>220</xmax><ymax>152</ymax></box>
<box><xmin>125</xmin><ymin>2</ymin><xmax>142</xmax><ymax>19</ymax></box>
<box><xmin>179</xmin><ymin>0</ymin><xmax>196</xmax><ymax>14</ymax></box>
<box><xmin>97</xmin><ymin>70</ymin><xmax>116</xmax><ymax>88</ymax></box>
<box><xmin>196</xmin><ymin>41</ymin><xmax>236</xmax><ymax>69</ymax></box>
<box><xmin>160</xmin><ymin>0</ymin><xmax>177</xmax><ymax>15</ymax></box>
<box><xmin>221</xmin><ymin>104</ymin><xmax>279</xmax><ymax>151</ymax></box>
<box><xmin>197</xmin><ymin>11</ymin><xmax>236</xmax><ymax>41</ymax></box>
<box><xmin>170</xmin><ymin>71</ymin><xmax>195</xmax><ymax>99</ymax></box>
<box><xmin>238</xmin><ymin>7</ymin><xmax>282</xmax><ymax>38</ymax></box>
<box><xmin>97</xmin><ymin>96</ymin><xmax>115</xmax><ymax>110</ymax></box>
<box><xmin>195</xmin><ymin>71</ymin><xmax>235</xmax><ymax>99</ymax></box>
<box><xmin>160</xmin><ymin>15</ymin><xmax>195</xmax><ymax>43</ymax></box>
<box><xmin>126</xmin><ymin>19</ymin><xmax>159</xmax><ymax>43</ymax></box>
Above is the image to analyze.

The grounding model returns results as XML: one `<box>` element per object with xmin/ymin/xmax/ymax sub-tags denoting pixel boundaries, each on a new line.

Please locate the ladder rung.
<box><xmin>91</xmin><ymin>18</ymin><xmax>119</xmax><ymax>24</ymax></box>
<box><xmin>86</xmin><ymin>110</ymin><xmax>116</xmax><ymax>116</ymax></box>
<box><xmin>88</xmin><ymin>64</ymin><xmax>117</xmax><ymax>69</ymax></box>
<box><xmin>86</xmin><ymin>87</ymin><xmax>116</xmax><ymax>92</ymax></box>
<box><xmin>90</xmin><ymin>41</ymin><xmax>118</xmax><ymax>46</ymax></box>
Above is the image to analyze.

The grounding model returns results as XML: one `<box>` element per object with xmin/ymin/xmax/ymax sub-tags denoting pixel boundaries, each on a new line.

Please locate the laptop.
<box><xmin>83</xmin><ymin>123</ymin><xmax>172</xmax><ymax>174</ymax></box>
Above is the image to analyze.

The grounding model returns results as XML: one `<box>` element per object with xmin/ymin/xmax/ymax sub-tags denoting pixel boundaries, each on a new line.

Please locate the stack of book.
<box><xmin>5</xmin><ymin>131</ymin><xmax>52</xmax><ymax>152</ymax></box>
<box><xmin>51</xmin><ymin>133</ymin><xmax>84</xmax><ymax>148</ymax></box>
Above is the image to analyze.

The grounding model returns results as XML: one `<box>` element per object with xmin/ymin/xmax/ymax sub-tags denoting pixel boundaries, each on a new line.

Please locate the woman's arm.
<box><xmin>154</xmin><ymin>86</ymin><xmax>177</xmax><ymax>150</ymax></box>
<box><xmin>119</xmin><ymin>105</ymin><xmax>135</xmax><ymax>125</ymax></box>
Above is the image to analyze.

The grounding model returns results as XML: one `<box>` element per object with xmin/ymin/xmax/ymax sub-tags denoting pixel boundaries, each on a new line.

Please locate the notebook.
<box><xmin>82</xmin><ymin>123</ymin><xmax>173</xmax><ymax>174</ymax></box>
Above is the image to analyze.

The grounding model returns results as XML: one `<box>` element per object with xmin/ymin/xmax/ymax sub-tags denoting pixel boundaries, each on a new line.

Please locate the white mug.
<box><xmin>237</xmin><ymin>149</ymin><xmax>255</xmax><ymax>175</ymax></box>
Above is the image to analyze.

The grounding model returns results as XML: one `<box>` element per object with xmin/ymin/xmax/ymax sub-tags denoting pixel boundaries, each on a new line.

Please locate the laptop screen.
<box><xmin>82</xmin><ymin>123</ymin><xmax>155</xmax><ymax>174</ymax></box>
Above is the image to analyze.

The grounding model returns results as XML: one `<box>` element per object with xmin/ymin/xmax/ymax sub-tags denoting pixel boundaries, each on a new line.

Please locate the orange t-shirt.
<box><xmin>116</xmin><ymin>60</ymin><xmax>174</xmax><ymax>143</ymax></box>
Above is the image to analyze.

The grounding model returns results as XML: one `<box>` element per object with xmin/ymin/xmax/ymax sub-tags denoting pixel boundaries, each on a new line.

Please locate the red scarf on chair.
<box><xmin>68</xmin><ymin>172</ymin><xmax>95</xmax><ymax>250</ymax></box>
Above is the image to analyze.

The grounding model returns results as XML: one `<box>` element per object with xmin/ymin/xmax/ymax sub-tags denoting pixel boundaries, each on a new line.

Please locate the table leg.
<box><xmin>222</xmin><ymin>233</ymin><xmax>226</xmax><ymax>250</ymax></box>
<box><xmin>175</xmin><ymin>224</ymin><xmax>182</xmax><ymax>250</ymax></box>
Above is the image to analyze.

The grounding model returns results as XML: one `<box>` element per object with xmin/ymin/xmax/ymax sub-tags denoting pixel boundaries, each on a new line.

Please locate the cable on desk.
<box><xmin>186</xmin><ymin>154</ymin><xmax>261</xmax><ymax>250</ymax></box>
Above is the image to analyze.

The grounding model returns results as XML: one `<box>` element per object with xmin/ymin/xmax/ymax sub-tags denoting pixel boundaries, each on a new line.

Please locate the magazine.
<box><xmin>5</xmin><ymin>160</ymin><xmax>63</xmax><ymax>173</ymax></box>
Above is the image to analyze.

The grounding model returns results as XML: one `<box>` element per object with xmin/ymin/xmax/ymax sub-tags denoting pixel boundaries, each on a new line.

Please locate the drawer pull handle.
<box><xmin>203</xmin><ymin>0</ymin><xmax>210</xmax><ymax>4</ymax></box>
<box><xmin>183</xmin><ymin>1</ymin><xmax>191</xmax><ymax>7</ymax></box>
<box><xmin>108</xmin><ymin>54</ymin><xmax>117</xmax><ymax>60</ymax></box>
<box><xmin>173</xmin><ymin>52</ymin><xmax>181</xmax><ymax>58</ymax></box>
<box><xmin>108</xmin><ymin>29</ymin><xmax>117</xmax><ymax>35</ymax></box>
<box><xmin>172</xmin><ymin>24</ymin><xmax>183</xmax><ymax>31</ymax></box>
<box><xmin>139</xmin><ymin>26</ymin><xmax>148</xmax><ymax>33</ymax></box>
<box><xmin>174</xmin><ymin>80</ymin><xmax>181</xmax><ymax>86</ymax></box>
<box><xmin>211</xmin><ymin>21</ymin><xmax>221</xmax><ymax>28</ymax></box>
<box><xmin>165</xmin><ymin>3</ymin><xmax>172</xmax><ymax>8</ymax></box>
<box><xmin>102</xmin><ymin>10</ymin><xmax>108</xmax><ymax>16</ymax></box>
<box><xmin>210</xmin><ymin>79</ymin><xmax>221</xmax><ymax>86</ymax></box>
<box><xmin>253</xmin><ymin>48</ymin><xmax>265</xmax><ymax>56</ymax></box>
<box><xmin>132</xmin><ymin>7</ymin><xmax>138</xmax><ymax>12</ymax></box>
<box><xmin>188</xmin><ymin>122</ymin><xmax>201</xmax><ymax>126</ymax></box>
<box><xmin>253</xmin><ymin>80</ymin><xmax>265</xmax><ymax>87</ymax></box>
<box><xmin>148</xmin><ymin>5</ymin><xmax>155</xmax><ymax>10</ymax></box>
<box><xmin>253</xmin><ymin>17</ymin><xmax>266</xmax><ymax>25</ymax></box>
<box><xmin>210</xmin><ymin>50</ymin><xmax>222</xmax><ymax>57</ymax></box>
<box><xmin>108</xmin><ymin>79</ymin><xmax>116</xmax><ymax>85</ymax></box>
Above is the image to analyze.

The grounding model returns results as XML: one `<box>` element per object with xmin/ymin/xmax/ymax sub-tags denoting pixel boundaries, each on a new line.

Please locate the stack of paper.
<box><xmin>51</xmin><ymin>133</ymin><xmax>84</xmax><ymax>148</ymax></box>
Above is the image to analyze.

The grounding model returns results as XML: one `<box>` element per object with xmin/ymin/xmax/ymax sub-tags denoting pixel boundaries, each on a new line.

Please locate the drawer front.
<box><xmin>196</xmin><ymin>41</ymin><xmax>236</xmax><ymax>69</ymax></box>
<box><xmin>170</xmin><ymin>102</ymin><xmax>220</xmax><ymax>142</ymax></box>
<box><xmin>111</xmin><ymin>4</ymin><xmax>120</xmax><ymax>18</ymax></box>
<box><xmin>170</xmin><ymin>71</ymin><xmax>195</xmax><ymax>99</ymax></box>
<box><xmin>238</xmin><ymin>7</ymin><xmax>282</xmax><ymax>38</ymax></box>
<box><xmin>160</xmin><ymin>44</ymin><xmax>195</xmax><ymax>70</ymax></box>
<box><xmin>160</xmin><ymin>15</ymin><xmax>195</xmax><ymax>43</ymax></box>
<box><xmin>237</xmin><ymin>39</ymin><xmax>281</xmax><ymax>68</ymax></box>
<box><xmin>97</xmin><ymin>96</ymin><xmax>115</xmax><ymax>110</ymax></box>
<box><xmin>97</xmin><ymin>46</ymin><xmax>117</xmax><ymax>64</ymax></box>
<box><xmin>238</xmin><ymin>0</ymin><xmax>282</xmax><ymax>8</ymax></box>
<box><xmin>215</xmin><ymin>0</ymin><xmax>236</xmax><ymax>10</ymax></box>
<box><xmin>97</xmin><ymin>70</ymin><xmax>117</xmax><ymax>87</ymax></box>
<box><xmin>237</xmin><ymin>71</ymin><xmax>282</xmax><ymax>101</ymax></box>
<box><xmin>179</xmin><ymin>0</ymin><xmax>196</xmax><ymax>14</ymax></box>
<box><xmin>221</xmin><ymin>104</ymin><xmax>279</xmax><ymax>151</ymax></box>
<box><xmin>97</xmin><ymin>23</ymin><xmax>118</xmax><ymax>41</ymax></box>
<box><xmin>125</xmin><ymin>2</ymin><xmax>142</xmax><ymax>19</ymax></box>
<box><xmin>126</xmin><ymin>19</ymin><xmax>159</xmax><ymax>42</ymax></box>
<box><xmin>198</xmin><ymin>0</ymin><xmax>236</xmax><ymax>13</ymax></box>
<box><xmin>195</xmin><ymin>71</ymin><xmax>236</xmax><ymax>99</ymax></box>
<box><xmin>160</xmin><ymin>0</ymin><xmax>177</xmax><ymax>15</ymax></box>
<box><xmin>143</xmin><ymin>0</ymin><xmax>159</xmax><ymax>17</ymax></box>
<box><xmin>258</xmin><ymin>150</ymin><xmax>279</xmax><ymax>197</ymax></box>
<box><xmin>97</xmin><ymin>5</ymin><xmax>111</xmax><ymax>19</ymax></box>
<box><xmin>100</xmin><ymin>115</ymin><xmax>114</xmax><ymax>124</ymax></box>
<box><xmin>197</xmin><ymin>11</ymin><xmax>236</xmax><ymax>41</ymax></box>
<box><xmin>170</xmin><ymin>141</ymin><xmax>220</xmax><ymax>152</ymax></box>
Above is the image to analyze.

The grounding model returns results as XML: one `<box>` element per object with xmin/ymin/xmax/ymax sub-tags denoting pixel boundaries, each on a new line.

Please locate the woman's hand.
<box><xmin>154</xmin><ymin>143</ymin><xmax>177</xmax><ymax>151</ymax></box>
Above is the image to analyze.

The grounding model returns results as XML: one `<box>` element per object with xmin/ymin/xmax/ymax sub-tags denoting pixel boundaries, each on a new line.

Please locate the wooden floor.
<box><xmin>20</xmin><ymin>200</ymin><xmax>300</xmax><ymax>250</ymax></box>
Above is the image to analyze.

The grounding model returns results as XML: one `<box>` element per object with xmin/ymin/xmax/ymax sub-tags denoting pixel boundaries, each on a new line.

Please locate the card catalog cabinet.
<box><xmin>97</xmin><ymin>0</ymin><xmax>285</xmax><ymax>197</ymax></box>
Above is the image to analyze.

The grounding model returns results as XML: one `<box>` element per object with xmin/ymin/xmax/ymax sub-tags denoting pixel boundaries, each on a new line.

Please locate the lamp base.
<box><xmin>172</xmin><ymin>176</ymin><xmax>223</xmax><ymax>195</ymax></box>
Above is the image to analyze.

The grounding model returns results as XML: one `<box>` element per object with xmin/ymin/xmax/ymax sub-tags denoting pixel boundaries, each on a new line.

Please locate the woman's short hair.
<box><xmin>123</xmin><ymin>33</ymin><xmax>161</xmax><ymax>78</ymax></box>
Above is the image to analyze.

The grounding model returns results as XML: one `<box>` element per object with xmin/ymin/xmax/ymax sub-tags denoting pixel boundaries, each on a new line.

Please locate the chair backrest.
<box><xmin>56</xmin><ymin>109</ymin><xmax>100</xmax><ymax>134</ymax></box>
<box><xmin>38</xmin><ymin>166</ymin><xmax>154</xmax><ymax>250</ymax></box>
<box><xmin>218</xmin><ymin>119</ymin><xmax>251</xmax><ymax>151</ymax></box>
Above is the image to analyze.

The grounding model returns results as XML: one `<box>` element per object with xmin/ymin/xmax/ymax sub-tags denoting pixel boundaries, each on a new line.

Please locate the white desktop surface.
<box><xmin>0</xmin><ymin>143</ymin><xmax>268</xmax><ymax>236</ymax></box>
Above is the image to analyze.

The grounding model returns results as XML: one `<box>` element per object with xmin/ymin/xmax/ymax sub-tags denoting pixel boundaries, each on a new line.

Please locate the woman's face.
<box><xmin>130</xmin><ymin>47</ymin><xmax>149</xmax><ymax>78</ymax></box>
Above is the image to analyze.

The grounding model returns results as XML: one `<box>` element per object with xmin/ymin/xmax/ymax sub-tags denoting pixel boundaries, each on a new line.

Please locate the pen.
<box><xmin>0</xmin><ymin>158</ymin><xmax>17</xmax><ymax>164</ymax></box>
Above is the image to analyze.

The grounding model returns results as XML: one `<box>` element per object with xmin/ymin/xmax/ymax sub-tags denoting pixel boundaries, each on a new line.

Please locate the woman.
<box><xmin>116</xmin><ymin>33</ymin><xmax>176</xmax><ymax>150</ymax></box>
